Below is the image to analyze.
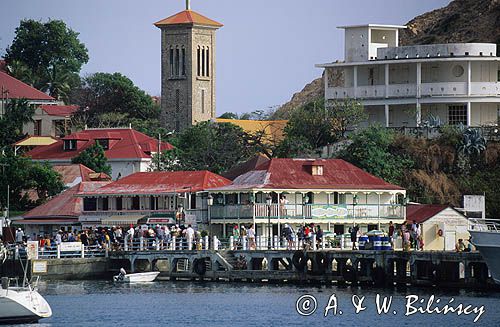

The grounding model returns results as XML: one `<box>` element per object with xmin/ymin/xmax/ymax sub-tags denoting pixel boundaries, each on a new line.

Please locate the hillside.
<box><xmin>273</xmin><ymin>0</ymin><xmax>500</xmax><ymax>119</ymax></box>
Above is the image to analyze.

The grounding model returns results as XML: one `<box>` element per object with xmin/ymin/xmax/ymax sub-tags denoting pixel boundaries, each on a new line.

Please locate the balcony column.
<box><xmin>416</xmin><ymin>62</ymin><xmax>422</xmax><ymax>99</ymax></box>
<box><xmin>277</xmin><ymin>191</ymin><xmax>281</xmax><ymax>243</ymax></box>
<box><xmin>385</xmin><ymin>104</ymin><xmax>390</xmax><ymax>127</ymax></box>
<box><xmin>384</xmin><ymin>64</ymin><xmax>389</xmax><ymax>98</ymax></box>
<box><xmin>353</xmin><ymin>66</ymin><xmax>358</xmax><ymax>99</ymax></box>
<box><xmin>467</xmin><ymin>61</ymin><xmax>471</xmax><ymax>96</ymax></box>
<box><xmin>416</xmin><ymin>103</ymin><xmax>422</xmax><ymax>127</ymax></box>
<box><xmin>467</xmin><ymin>102</ymin><xmax>472</xmax><ymax>127</ymax></box>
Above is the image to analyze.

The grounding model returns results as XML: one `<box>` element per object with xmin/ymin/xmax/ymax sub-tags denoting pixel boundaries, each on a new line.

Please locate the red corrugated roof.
<box><xmin>80</xmin><ymin>171</ymin><xmax>232</xmax><ymax>196</ymax></box>
<box><xmin>212</xmin><ymin>158</ymin><xmax>405</xmax><ymax>191</ymax></box>
<box><xmin>0</xmin><ymin>71</ymin><xmax>54</xmax><ymax>100</ymax></box>
<box><xmin>154</xmin><ymin>10</ymin><xmax>223</xmax><ymax>28</ymax></box>
<box><xmin>40</xmin><ymin>104</ymin><xmax>79</xmax><ymax>117</ymax></box>
<box><xmin>52</xmin><ymin>164</ymin><xmax>111</xmax><ymax>186</ymax></box>
<box><xmin>23</xmin><ymin>181</ymin><xmax>111</xmax><ymax>219</ymax></box>
<box><xmin>406</xmin><ymin>204</ymin><xmax>450</xmax><ymax>224</ymax></box>
<box><xmin>25</xmin><ymin>128</ymin><xmax>174</xmax><ymax>160</ymax></box>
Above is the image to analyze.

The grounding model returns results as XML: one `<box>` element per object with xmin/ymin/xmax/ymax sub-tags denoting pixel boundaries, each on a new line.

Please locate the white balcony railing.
<box><xmin>326</xmin><ymin>82</ymin><xmax>500</xmax><ymax>100</ymax></box>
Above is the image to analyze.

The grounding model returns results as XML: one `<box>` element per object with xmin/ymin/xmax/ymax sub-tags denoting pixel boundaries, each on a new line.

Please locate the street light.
<box><xmin>207</xmin><ymin>194</ymin><xmax>213</xmax><ymax>237</ymax></box>
<box><xmin>266</xmin><ymin>194</ymin><xmax>272</xmax><ymax>250</ymax></box>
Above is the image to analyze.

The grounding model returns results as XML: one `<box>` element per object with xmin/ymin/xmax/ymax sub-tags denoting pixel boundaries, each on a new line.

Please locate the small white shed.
<box><xmin>406</xmin><ymin>204</ymin><xmax>470</xmax><ymax>251</ymax></box>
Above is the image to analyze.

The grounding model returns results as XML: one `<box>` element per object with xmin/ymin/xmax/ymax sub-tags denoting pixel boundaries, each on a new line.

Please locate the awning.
<box><xmin>101</xmin><ymin>215</ymin><xmax>145</xmax><ymax>226</ymax></box>
<box><xmin>14</xmin><ymin>136</ymin><xmax>58</xmax><ymax>146</ymax></box>
<box><xmin>13</xmin><ymin>219</ymin><xmax>79</xmax><ymax>225</ymax></box>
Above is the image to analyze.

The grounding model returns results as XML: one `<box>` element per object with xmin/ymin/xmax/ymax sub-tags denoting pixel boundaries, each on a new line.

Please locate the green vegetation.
<box><xmin>5</xmin><ymin>19</ymin><xmax>89</xmax><ymax>101</ymax></box>
<box><xmin>71</xmin><ymin>143</ymin><xmax>112</xmax><ymax>176</ymax></box>
<box><xmin>0</xmin><ymin>99</ymin><xmax>35</xmax><ymax>150</ymax></box>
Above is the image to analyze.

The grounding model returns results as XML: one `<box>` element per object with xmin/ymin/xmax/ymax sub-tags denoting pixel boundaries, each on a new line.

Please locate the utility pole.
<box><xmin>157</xmin><ymin>133</ymin><xmax>162</xmax><ymax>171</ymax></box>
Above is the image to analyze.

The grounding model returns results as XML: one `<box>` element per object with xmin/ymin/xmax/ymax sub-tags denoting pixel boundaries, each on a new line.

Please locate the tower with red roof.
<box><xmin>155</xmin><ymin>0</ymin><xmax>223</xmax><ymax>132</ymax></box>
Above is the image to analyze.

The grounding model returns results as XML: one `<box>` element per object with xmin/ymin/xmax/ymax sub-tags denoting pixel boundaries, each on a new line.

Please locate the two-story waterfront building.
<box><xmin>207</xmin><ymin>158</ymin><xmax>407</xmax><ymax>238</ymax></box>
<box><xmin>77</xmin><ymin>171</ymin><xmax>232</xmax><ymax>228</ymax></box>
<box><xmin>317</xmin><ymin>24</ymin><xmax>500</xmax><ymax>127</ymax></box>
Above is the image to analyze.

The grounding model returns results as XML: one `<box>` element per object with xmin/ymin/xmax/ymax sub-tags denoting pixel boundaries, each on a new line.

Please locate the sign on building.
<box><xmin>311</xmin><ymin>205</ymin><xmax>349</xmax><ymax>219</ymax></box>
<box><xmin>32</xmin><ymin>260</ymin><xmax>48</xmax><ymax>274</ymax></box>
<box><xmin>60</xmin><ymin>242</ymin><xmax>83</xmax><ymax>252</ymax></box>
<box><xmin>464</xmin><ymin>195</ymin><xmax>486</xmax><ymax>219</ymax></box>
<box><xmin>26</xmin><ymin>241</ymin><xmax>39</xmax><ymax>260</ymax></box>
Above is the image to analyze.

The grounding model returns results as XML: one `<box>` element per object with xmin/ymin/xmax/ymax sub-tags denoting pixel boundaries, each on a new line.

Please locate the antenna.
<box><xmin>186</xmin><ymin>0</ymin><xmax>191</xmax><ymax>10</ymax></box>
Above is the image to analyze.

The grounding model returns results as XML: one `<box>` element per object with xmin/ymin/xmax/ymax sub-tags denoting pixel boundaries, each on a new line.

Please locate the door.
<box><xmin>445</xmin><ymin>231</ymin><xmax>456</xmax><ymax>251</ymax></box>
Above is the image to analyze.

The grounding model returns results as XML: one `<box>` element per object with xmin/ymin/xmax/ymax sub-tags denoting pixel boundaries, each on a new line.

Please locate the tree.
<box><xmin>0</xmin><ymin>99</ymin><xmax>35</xmax><ymax>149</ymax></box>
<box><xmin>0</xmin><ymin>152</ymin><xmax>65</xmax><ymax>210</ymax></box>
<box><xmin>5</xmin><ymin>19</ymin><xmax>89</xmax><ymax>100</ymax></box>
<box><xmin>71</xmin><ymin>143</ymin><xmax>112</xmax><ymax>176</ymax></box>
<box><xmin>69</xmin><ymin>72</ymin><xmax>159</xmax><ymax>130</ymax></box>
<box><xmin>338</xmin><ymin>126</ymin><xmax>414</xmax><ymax>185</ymax></box>
<box><xmin>161</xmin><ymin>121</ymin><xmax>257</xmax><ymax>174</ymax></box>
<box><xmin>218</xmin><ymin>112</ymin><xmax>239</xmax><ymax>119</ymax></box>
<box><xmin>327</xmin><ymin>98</ymin><xmax>367</xmax><ymax>138</ymax></box>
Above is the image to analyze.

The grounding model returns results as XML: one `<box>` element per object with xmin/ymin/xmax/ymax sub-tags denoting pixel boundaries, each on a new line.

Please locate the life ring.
<box><xmin>437</xmin><ymin>229</ymin><xmax>443</xmax><ymax>237</ymax></box>
<box><xmin>193</xmin><ymin>258</ymin><xmax>207</xmax><ymax>275</ymax></box>
<box><xmin>431</xmin><ymin>264</ymin><xmax>441</xmax><ymax>284</ymax></box>
<box><xmin>371</xmin><ymin>266</ymin><xmax>386</xmax><ymax>286</ymax></box>
<box><xmin>292</xmin><ymin>250</ymin><xmax>307</xmax><ymax>271</ymax></box>
<box><xmin>342</xmin><ymin>264</ymin><xmax>357</xmax><ymax>283</ymax></box>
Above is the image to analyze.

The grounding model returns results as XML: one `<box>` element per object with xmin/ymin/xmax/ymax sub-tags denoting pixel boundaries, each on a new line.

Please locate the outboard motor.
<box><xmin>1</xmin><ymin>277</ymin><xmax>9</xmax><ymax>290</ymax></box>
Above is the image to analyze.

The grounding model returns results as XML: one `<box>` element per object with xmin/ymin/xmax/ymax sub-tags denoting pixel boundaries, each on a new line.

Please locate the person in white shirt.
<box><xmin>55</xmin><ymin>231</ymin><xmax>62</xmax><ymax>245</ymax></box>
<box><xmin>127</xmin><ymin>226</ymin><xmax>135</xmax><ymax>249</ymax></box>
<box><xmin>247</xmin><ymin>226</ymin><xmax>256</xmax><ymax>250</ymax></box>
<box><xmin>15</xmin><ymin>228</ymin><xmax>24</xmax><ymax>244</ymax></box>
<box><xmin>185</xmin><ymin>225</ymin><xmax>195</xmax><ymax>250</ymax></box>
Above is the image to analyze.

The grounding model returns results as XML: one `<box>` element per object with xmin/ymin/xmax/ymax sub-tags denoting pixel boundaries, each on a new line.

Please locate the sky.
<box><xmin>0</xmin><ymin>0</ymin><xmax>451</xmax><ymax>115</ymax></box>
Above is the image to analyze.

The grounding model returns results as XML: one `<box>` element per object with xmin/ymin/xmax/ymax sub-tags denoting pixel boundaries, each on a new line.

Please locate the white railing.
<box><xmin>421</xmin><ymin>82</ymin><xmax>467</xmax><ymax>97</ymax></box>
<box><xmin>469</xmin><ymin>218</ymin><xmax>500</xmax><ymax>233</ymax></box>
<box><xmin>357</xmin><ymin>85</ymin><xmax>386</xmax><ymax>98</ymax></box>
<box><xmin>326</xmin><ymin>87</ymin><xmax>355</xmax><ymax>99</ymax></box>
<box><xmin>471</xmin><ymin>82</ymin><xmax>500</xmax><ymax>96</ymax></box>
<box><xmin>387</xmin><ymin>84</ymin><xmax>417</xmax><ymax>97</ymax></box>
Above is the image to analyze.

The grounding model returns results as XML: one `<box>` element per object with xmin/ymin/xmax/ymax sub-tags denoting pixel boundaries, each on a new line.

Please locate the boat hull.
<box><xmin>470</xmin><ymin>230</ymin><xmax>500</xmax><ymax>284</ymax></box>
<box><xmin>0</xmin><ymin>288</ymin><xmax>52</xmax><ymax>324</ymax></box>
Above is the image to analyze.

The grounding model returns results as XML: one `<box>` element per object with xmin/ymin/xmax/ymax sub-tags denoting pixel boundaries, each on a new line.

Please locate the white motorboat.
<box><xmin>113</xmin><ymin>268</ymin><xmax>160</xmax><ymax>283</ymax></box>
<box><xmin>0</xmin><ymin>278</ymin><xmax>52</xmax><ymax>324</ymax></box>
<box><xmin>469</xmin><ymin>218</ymin><xmax>500</xmax><ymax>284</ymax></box>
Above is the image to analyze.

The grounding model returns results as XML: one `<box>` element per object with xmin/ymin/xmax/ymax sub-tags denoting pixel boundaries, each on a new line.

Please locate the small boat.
<box><xmin>0</xmin><ymin>277</ymin><xmax>52</xmax><ymax>324</ymax></box>
<box><xmin>113</xmin><ymin>268</ymin><xmax>160</xmax><ymax>283</ymax></box>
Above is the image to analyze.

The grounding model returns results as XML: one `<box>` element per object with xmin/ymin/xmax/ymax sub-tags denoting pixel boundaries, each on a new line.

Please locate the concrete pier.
<box><xmin>108</xmin><ymin>250</ymin><xmax>492</xmax><ymax>288</ymax></box>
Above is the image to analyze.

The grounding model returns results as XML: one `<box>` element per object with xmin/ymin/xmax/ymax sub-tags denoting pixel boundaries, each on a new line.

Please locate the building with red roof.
<box><xmin>406</xmin><ymin>203</ymin><xmax>469</xmax><ymax>251</ymax></box>
<box><xmin>78</xmin><ymin>170</ymin><xmax>231</xmax><ymax>227</ymax></box>
<box><xmin>208</xmin><ymin>158</ymin><xmax>407</xmax><ymax>237</ymax></box>
<box><xmin>15</xmin><ymin>181</ymin><xmax>111</xmax><ymax>237</ymax></box>
<box><xmin>26</xmin><ymin>127</ymin><xmax>174</xmax><ymax>180</ymax></box>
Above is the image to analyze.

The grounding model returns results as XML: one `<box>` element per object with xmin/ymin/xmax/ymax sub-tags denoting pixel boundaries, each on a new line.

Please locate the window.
<box><xmin>175</xmin><ymin>89</ymin><xmax>180</xmax><ymax>113</ymax></box>
<box><xmin>175</xmin><ymin>48</ymin><xmax>180</xmax><ymax>76</ymax></box>
<box><xmin>311</xmin><ymin>165</ymin><xmax>324</xmax><ymax>176</ymax></box>
<box><xmin>34</xmin><ymin>120</ymin><xmax>42</xmax><ymax>136</ymax></box>
<box><xmin>83</xmin><ymin>198</ymin><xmax>97</xmax><ymax>211</ymax></box>
<box><xmin>197</xmin><ymin>47</ymin><xmax>201</xmax><ymax>76</ymax></box>
<box><xmin>96</xmin><ymin>139</ymin><xmax>109</xmax><ymax>150</ymax></box>
<box><xmin>116</xmin><ymin>197</ymin><xmax>123</xmax><ymax>211</ymax></box>
<box><xmin>497</xmin><ymin>70</ymin><xmax>500</xmax><ymax>82</ymax></box>
<box><xmin>131</xmin><ymin>196</ymin><xmax>140</xmax><ymax>210</ymax></box>
<box><xmin>448</xmin><ymin>105</ymin><xmax>467</xmax><ymax>125</ymax></box>
<box><xmin>169</xmin><ymin>48</ymin><xmax>174</xmax><ymax>76</ymax></box>
<box><xmin>206</xmin><ymin>47</ymin><xmax>210</xmax><ymax>77</ymax></box>
<box><xmin>201</xmin><ymin>90</ymin><xmax>205</xmax><ymax>114</ymax></box>
<box><xmin>182</xmin><ymin>48</ymin><xmax>186</xmax><ymax>76</ymax></box>
<box><xmin>150</xmin><ymin>196</ymin><xmax>158</xmax><ymax>210</ymax></box>
<box><xmin>190</xmin><ymin>193</ymin><xmax>196</xmax><ymax>209</ymax></box>
<box><xmin>101</xmin><ymin>198</ymin><xmax>109</xmax><ymax>211</ymax></box>
<box><xmin>63</xmin><ymin>139</ymin><xmax>77</xmax><ymax>151</ymax></box>
<box><xmin>201</xmin><ymin>48</ymin><xmax>205</xmax><ymax>77</ymax></box>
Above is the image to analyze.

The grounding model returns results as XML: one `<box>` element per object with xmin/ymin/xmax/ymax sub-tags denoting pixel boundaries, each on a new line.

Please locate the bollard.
<box><xmin>81</xmin><ymin>244</ymin><xmax>85</xmax><ymax>258</ymax></box>
<box><xmin>242</xmin><ymin>236</ymin><xmax>247</xmax><ymax>250</ymax></box>
<box><xmin>312</xmin><ymin>234</ymin><xmax>317</xmax><ymax>251</ymax></box>
<box><xmin>213</xmin><ymin>236</ymin><xmax>219</xmax><ymax>251</ymax></box>
<box><xmin>229</xmin><ymin>236</ymin><xmax>234</xmax><ymax>250</ymax></box>
<box><xmin>204</xmin><ymin>236</ymin><xmax>209</xmax><ymax>250</ymax></box>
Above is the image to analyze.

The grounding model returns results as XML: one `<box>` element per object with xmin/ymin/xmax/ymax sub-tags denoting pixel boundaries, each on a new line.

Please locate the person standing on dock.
<box><xmin>248</xmin><ymin>225</ymin><xmax>256</xmax><ymax>250</ymax></box>
<box><xmin>388</xmin><ymin>221</ymin><xmax>395</xmax><ymax>248</ymax></box>
<box><xmin>350</xmin><ymin>225</ymin><xmax>359</xmax><ymax>250</ymax></box>
<box><xmin>185</xmin><ymin>225</ymin><xmax>195</xmax><ymax>250</ymax></box>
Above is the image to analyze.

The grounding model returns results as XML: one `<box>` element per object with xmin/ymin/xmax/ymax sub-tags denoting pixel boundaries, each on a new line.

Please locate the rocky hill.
<box><xmin>273</xmin><ymin>0</ymin><xmax>500</xmax><ymax>119</ymax></box>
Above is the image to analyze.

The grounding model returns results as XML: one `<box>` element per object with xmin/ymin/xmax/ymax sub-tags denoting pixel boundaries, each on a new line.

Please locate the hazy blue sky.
<box><xmin>0</xmin><ymin>0</ymin><xmax>450</xmax><ymax>115</ymax></box>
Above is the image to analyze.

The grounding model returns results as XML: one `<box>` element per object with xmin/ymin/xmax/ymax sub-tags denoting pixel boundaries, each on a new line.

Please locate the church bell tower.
<box><xmin>155</xmin><ymin>0</ymin><xmax>223</xmax><ymax>132</ymax></box>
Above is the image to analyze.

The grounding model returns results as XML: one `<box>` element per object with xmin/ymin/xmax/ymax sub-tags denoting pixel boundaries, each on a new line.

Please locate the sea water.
<box><xmin>11</xmin><ymin>281</ymin><xmax>500</xmax><ymax>326</ymax></box>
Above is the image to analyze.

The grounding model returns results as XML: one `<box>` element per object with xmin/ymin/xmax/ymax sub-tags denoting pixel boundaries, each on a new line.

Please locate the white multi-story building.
<box><xmin>316</xmin><ymin>24</ymin><xmax>500</xmax><ymax>127</ymax></box>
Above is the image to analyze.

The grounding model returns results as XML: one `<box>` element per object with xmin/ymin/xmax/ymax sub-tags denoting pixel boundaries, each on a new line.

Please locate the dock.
<box><xmin>108</xmin><ymin>249</ymin><xmax>491</xmax><ymax>288</ymax></box>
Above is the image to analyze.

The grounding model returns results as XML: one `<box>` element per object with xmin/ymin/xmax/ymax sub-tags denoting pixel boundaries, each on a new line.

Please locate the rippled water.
<box><xmin>9</xmin><ymin>281</ymin><xmax>500</xmax><ymax>326</ymax></box>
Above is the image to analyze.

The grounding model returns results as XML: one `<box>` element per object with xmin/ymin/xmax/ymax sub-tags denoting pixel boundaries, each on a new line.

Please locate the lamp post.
<box><xmin>207</xmin><ymin>194</ymin><xmax>213</xmax><ymax>237</ymax></box>
<box><xmin>266</xmin><ymin>194</ymin><xmax>272</xmax><ymax>250</ymax></box>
